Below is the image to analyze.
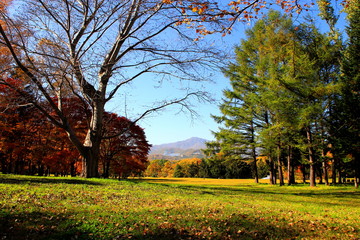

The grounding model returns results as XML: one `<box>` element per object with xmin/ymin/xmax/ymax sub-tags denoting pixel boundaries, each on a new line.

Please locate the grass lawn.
<box><xmin>0</xmin><ymin>174</ymin><xmax>359</xmax><ymax>240</ymax></box>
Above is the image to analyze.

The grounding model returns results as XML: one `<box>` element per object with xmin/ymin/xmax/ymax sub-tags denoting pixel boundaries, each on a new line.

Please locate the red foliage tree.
<box><xmin>100</xmin><ymin>113</ymin><xmax>151</xmax><ymax>178</ymax></box>
<box><xmin>0</xmin><ymin>82</ymin><xmax>150</xmax><ymax>177</ymax></box>
<box><xmin>0</xmin><ymin>78</ymin><xmax>36</xmax><ymax>174</ymax></box>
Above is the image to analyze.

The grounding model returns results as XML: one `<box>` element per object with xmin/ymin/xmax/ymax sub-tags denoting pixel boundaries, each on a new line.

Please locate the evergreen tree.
<box><xmin>339</xmin><ymin>0</ymin><xmax>360</xmax><ymax>188</ymax></box>
<box><xmin>207</xmin><ymin>11</ymin><xmax>340</xmax><ymax>186</ymax></box>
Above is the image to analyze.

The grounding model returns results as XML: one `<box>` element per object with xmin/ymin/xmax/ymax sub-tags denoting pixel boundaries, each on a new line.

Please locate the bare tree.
<box><xmin>0</xmin><ymin>0</ymin><xmax>231</xmax><ymax>177</ymax></box>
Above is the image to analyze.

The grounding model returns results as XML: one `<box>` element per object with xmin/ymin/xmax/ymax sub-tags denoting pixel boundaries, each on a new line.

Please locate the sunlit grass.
<box><xmin>1</xmin><ymin>174</ymin><xmax>359</xmax><ymax>240</ymax></box>
<box><xmin>130</xmin><ymin>177</ymin><xmax>270</xmax><ymax>186</ymax></box>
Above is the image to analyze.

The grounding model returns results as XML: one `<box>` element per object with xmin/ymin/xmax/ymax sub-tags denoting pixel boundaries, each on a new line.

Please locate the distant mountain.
<box><xmin>149</xmin><ymin>137</ymin><xmax>208</xmax><ymax>159</ymax></box>
<box><xmin>151</xmin><ymin>137</ymin><xmax>208</xmax><ymax>151</ymax></box>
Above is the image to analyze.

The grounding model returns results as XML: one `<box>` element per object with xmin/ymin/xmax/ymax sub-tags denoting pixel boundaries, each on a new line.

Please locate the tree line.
<box><xmin>145</xmin><ymin>157</ymin><xmax>269</xmax><ymax>179</ymax></box>
<box><xmin>204</xmin><ymin>4</ymin><xmax>359</xmax><ymax>187</ymax></box>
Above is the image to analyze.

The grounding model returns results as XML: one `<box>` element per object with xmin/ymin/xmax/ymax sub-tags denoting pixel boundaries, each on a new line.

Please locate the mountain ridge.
<box><xmin>149</xmin><ymin>137</ymin><xmax>208</xmax><ymax>159</ymax></box>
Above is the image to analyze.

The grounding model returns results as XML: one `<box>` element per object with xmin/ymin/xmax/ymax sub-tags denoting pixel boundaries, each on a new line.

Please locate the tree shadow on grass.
<box><xmin>0</xmin><ymin>174</ymin><xmax>102</xmax><ymax>185</ymax></box>
<box><xmin>117</xmin><ymin>212</ymin><xmax>303</xmax><ymax>240</ymax></box>
<box><xmin>0</xmin><ymin>210</ymin><xmax>97</xmax><ymax>240</ymax></box>
<box><xmin>137</xmin><ymin>181</ymin><xmax>360</xmax><ymax>208</ymax></box>
<box><xmin>128</xmin><ymin>178</ymin><xmax>184</xmax><ymax>184</ymax></box>
<box><xmin>145</xmin><ymin>180</ymin><xmax>359</xmax><ymax>195</ymax></box>
<box><xmin>0</xmin><ymin>209</ymin><xmax>302</xmax><ymax>240</ymax></box>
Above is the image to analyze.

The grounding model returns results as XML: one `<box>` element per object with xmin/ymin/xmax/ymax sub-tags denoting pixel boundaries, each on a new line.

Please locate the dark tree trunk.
<box><xmin>355</xmin><ymin>152</ymin><xmax>359</xmax><ymax>188</ymax></box>
<box><xmin>102</xmin><ymin>158</ymin><xmax>111</xmax><ymax>178</ymax></box>
<box><xmin>0</xmin><ymin>153</ymin><xmax>6</xmax><ymax>174</ymax></box>
<box><xmin>322</xmin><ymin>149</ymin><xmax>329</xmax><ymax>185</ymax></box>
<box><xmin>38</xmin><ymin>164</ymin><xmax>44</xmax><ymax>176</ymax></box>
<box><xmin>253</xmin><ymin>157</ymin><xmax>259</xmax><ymax>184</ymax></box>
<box><xmin>338</xmin><ymin>167</ymin><xmax>342</xmax><ymax>184</ymax></box>
<box><xmin>269</xmin><ymin>155</ymin><xmax>275</xmax><ymax>185</ymax></box>
<box><xmin>307</xmin><ymin>127</ymin><xmax>316</xmax><ymax>187</ymax></box>
<box><xmin>250</xmin><ymin>121</ymin><xmax>259</xmax><ymax>183</ymax></box>
<box><xmin>287</xmin><ymin>145</ymin><xmax>295</xmax><ymax>185</ymax></box>
<box><xmin>79</xmin><ymin>101</ymin><xmax>105</xmax><ymax>178</ymax></box>
<box><xmin>332</xmin><ymin>157</ymin><xmax>337</xmax><ymax>184</ymax></box>
<box><xmin>81</xmin><ymin>146</ymin><xmax>100</xmax><ymax>178</ymax></box>
<box><xmin>251</xmin><ymin>146</ymin><xmax>258</xmax><ymax>183</ymax></box>
<box><xmin>277</xmin><ymin>144</ymin><xmax>284</xmax><ymax>186</ymax></box>
<box><xmin>70</xmin><ymin>161</ymin><xmax>76</xmax><ymax>177</ymax></box>
<box><xmin>318</xmin><ymin>166</ymin><xmax>323</xmax><ymax>184</ymax></box>
<box><xmin>300</xmin><ymin>164</ymin><xmax>307</xmax><ymax>184</ymax></box>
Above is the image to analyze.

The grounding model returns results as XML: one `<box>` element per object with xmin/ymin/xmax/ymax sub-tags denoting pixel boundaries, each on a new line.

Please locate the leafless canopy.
<box><xmin>4</xmin><ymin>0</ymin><xmax>225</xmax><ymax>112</ymax></box>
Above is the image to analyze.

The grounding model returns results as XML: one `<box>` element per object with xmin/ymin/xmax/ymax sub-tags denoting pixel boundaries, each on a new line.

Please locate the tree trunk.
<box><xmin>300</xmin><ymin>164</ymin><xmax>306</xmax><ymax>183</ymax></box>
<box><xmin>318</xmin><ymin>166</ymin><xmax>323</xmax><ymax>184</ymax></box>
<box><xmin>105</xmin><ymin>160</ymin><xmax>110</xmax><ymax>178</ymax></box>
<box><xmin>102</xmin><ymin>157</ymin><xmax>111</xmax><ymax>178</ymax></box>
<box><xmin>251</xmin><ymin>147</ymin><xmax>259</xmax><ymax>183</ymax></box>
<box><xmin>81</xmin><ymin>147</ymin><xmax>99</xmax><ymax>178</ymax></box>
<box><xmin>322</xmin><ymin>149</ymin><xmax>329</xmax><ymax>185</ymax></box>
<box><xmin>332</xmin><ymin>158</ymin><xmax>337</xmax><ymax>184</ymax></box>
<box><xmin>250</xmin><ymin>121</ymin><xmax>259</xmax><ymax>183</ymax></box>
<box><xmin>80</xmin><ymin>134</ymin><xmax>101</xmax><ymax>178</ymax></box>
<box><xmin>253</xmin><ymin>157</ymin><xmax>259</xmax><ymax>183</ymax></box>
<box><xmin>287</xmin><ymin>145</ymin><xmax>295</xmax><ymax>185</ymax></box>
<box><xmin>307</xmin><ymin>127</ymin><xmax>316</xmax><ymax>187</ymax></box>
<box><xmin>70</xmin><ymin>161</ymin><xmax>76</xmax><ymax>177</ymax></box>
<box><xmin>269</xmin><ymin>155</ymin><xmax>275</xmax><ymax>185</ymax></box>
<box><xmin>0</xmin><ymin>152</ymin><xmax>6</xmax><ymax>174</ymax></box>
<box><xmin>79</xmin><ymin>100</ymin><xmax>105</xmax><ymax>178</ymax></box>
<box><xmin>355</xmin><ymin>152</ymin><xmax>359</xmax><ymax>188</ymax></box>
<box><xmin>338</xmin><ymin>167</ymin><xmax>342</xmax><ymax>184</ymax></box>
<box><xmin>277</xmin><ymin>144</ymin><xmax>284</xmax><ymax>186</ymax></box>
<box><xmin>38</xmin><ymin>164</ymin><xmax>44</xmax><ymax>176</ymax></box>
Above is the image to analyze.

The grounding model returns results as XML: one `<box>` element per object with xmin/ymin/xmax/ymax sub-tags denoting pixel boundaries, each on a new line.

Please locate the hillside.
<box><xmin>149</xmin><ymin>137</ymin><xmax>208</xmax><ymax>160</ymax></box>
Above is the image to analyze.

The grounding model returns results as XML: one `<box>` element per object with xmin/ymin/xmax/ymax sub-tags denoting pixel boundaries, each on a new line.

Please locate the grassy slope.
<box><xmin>0</xmin><ymin>174</ymin><xmax>359</xmax><ymax>240</ymax></box>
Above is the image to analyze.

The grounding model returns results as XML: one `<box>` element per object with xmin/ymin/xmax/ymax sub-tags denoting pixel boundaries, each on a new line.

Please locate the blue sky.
<box><xmin>106</xmin><ymin>3</ymin><xmax>347</xmax><ymax>146</ymax></box>
<box><xmin>106</xmin><ymin>58</ymin><xmax>233</xmax><ymax>146</ymax></box>
<box><xmin>106</xmin><ymin>30</ymin><xmax>242</xmax><ymax>145</ymax></box>
<box><xmin>137</xmin><ymin>72</ymin><xmax>232</xmax><ymax>145</ymax></box>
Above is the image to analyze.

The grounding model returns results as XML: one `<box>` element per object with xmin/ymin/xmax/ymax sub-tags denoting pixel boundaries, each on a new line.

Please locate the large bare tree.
<box><xmin>0</xmin><ymin>0</ymin><xmax>233</xmax><ymax>177</ymax></box>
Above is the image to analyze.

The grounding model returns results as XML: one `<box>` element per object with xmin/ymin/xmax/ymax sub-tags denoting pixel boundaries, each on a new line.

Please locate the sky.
<box><xmin>106</xmin><ymin>31</ymin><xmax>241</xmax><ymax>146</ymax></box>
<box><xmin>106</xmin><ymin>58</ymin><xmax>233</xmax><ymax>146</ymax></box>
<box><xmin>105</xmin><ymin>3</ymin><xmax>347</xmax><ymax>146</ymax></box>
<box><xmin>135</xmin><ymin>73</ymin><xmax>231</xmax><ymax>145</ymax></box>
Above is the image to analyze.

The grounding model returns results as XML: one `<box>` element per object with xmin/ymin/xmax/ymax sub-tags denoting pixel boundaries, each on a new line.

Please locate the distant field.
<box><xmin>130</xmin><ymin>177</ymin><xmax>270</xmax><ymax>185</ymax></box>
<box><xmin>1</xmin><ymin>174</ymin><xmax>359</xmax><ymax>240</ymax></box>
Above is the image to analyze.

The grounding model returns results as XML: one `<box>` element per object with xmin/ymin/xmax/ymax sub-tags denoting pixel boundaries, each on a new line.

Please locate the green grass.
<box><xmin>1</xmin><ymin>174</ymin><xmax>359</xmax><ymax>240</ymax></box>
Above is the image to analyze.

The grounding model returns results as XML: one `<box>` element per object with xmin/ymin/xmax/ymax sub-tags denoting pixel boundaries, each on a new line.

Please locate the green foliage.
<box><xmin>223</xmin><ymin>159</ymin><xmax>252</xmax><ymax>179</ymax></box>
<box><xmin>173</xmin><ymin>164</ymin><xmax>184</xmax><ymax>178</ymax></box>
<box><xmin>340</xmin><ymin>0</ymin><xmax>360</xmax><ymax>186</ymax></box>
<box><xmin>257</xmin><ymin>160</ymin><xmax>270</xmax><ymax>179</ymax></box>
<box><xmin>205</xmin><ymin>9</ymin><xmax>356</xmax><ymax>186</ymax></box>
<box><xmin>1</xmin><ymin>174</ymin><xmax>359</xmax><ymax>240</ymax></box>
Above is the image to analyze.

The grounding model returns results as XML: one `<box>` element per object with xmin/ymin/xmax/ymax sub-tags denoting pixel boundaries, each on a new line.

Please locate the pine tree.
<box><xmin>207</xmin><ymin>11</ymin><xmax>338</xmax><ymax>186</ymax></box>
<box><xmin>339</xmin><ymin>0</ymin><xmax>360</xmax><ymax>188</ymax></box>
<box><xmin>209</xmin><ymin>11</ymin><xmax>298</xmax><ymax>184</ymax></box>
